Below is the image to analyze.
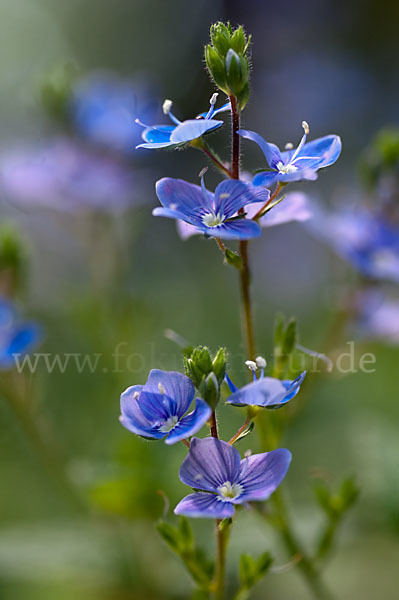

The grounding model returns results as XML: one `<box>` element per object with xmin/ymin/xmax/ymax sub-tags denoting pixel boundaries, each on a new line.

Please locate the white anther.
<box><xmin>245</xmin><ymin>360</ymin><xmax>257</xmax><ymax>371</ymax></box>
<box><xmin>285</xmin><ymin>142</ymin><xmax>294</xmax><ymax>150</ymax></box>
<box><xmin>133</xmin><ymin>391</ymin><xmax>140</xmax><ymax>400</ymax></box>
<box><xmin>163</xmin><ymin>99</ymin><xmax>173</xmax><ymax>114</ymax></box>
<box><xmin>302</xmin><ymin>120</ymin><xmax>310</xmax><ymax>135</ymax></box>
<box><xmin>210</xmin><ymin>92</ymin><xmax>218</xmax><ymax>105</ymax></box>
<box><xmin>158</xmin><ymin>382</ymin><xmax>166</xmax><ymax>394</ymax></box>
<box><xmin>244</xmin><ymin>449</ymin><xmax>252</xmax><ymax>458</ymax></box>
<box><xmin>255</xmin><ymin>356</ymin><xmax>267</xmax><ymax>368</ymax></box>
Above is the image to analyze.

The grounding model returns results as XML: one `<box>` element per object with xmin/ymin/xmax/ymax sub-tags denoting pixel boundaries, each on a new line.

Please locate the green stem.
<box><xmin>272</xmin><ymin>490</ymin><xmax>335</xmax><ymax>600</ymax></box>
<box><xmin>229</xmin><ymin>94</ymin><xmax>256</xmax><ymax>360</ymax></box>
<box><xmin>214</xmin><ymin>520</ymin><xmax>229</xmax><ymax>600</ymax></box>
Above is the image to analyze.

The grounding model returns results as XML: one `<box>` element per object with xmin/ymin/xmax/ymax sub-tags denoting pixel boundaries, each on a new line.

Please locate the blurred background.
<box><xmin>0</xmin><ymin>0</ymin><xmax>398</xmax><ymax>598</ymax></box>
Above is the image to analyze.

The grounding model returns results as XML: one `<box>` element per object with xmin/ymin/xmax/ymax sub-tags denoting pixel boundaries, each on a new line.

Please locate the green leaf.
<box><xmin>282</xmin><ymin>318</ymin><xmax>297</xmax><ymax>356</ymax></box>
<box><xmin>225</xmin><ymin>248</ymin><xmax>243</xmax><ymax>269</ymax></box>
<box><xmin>156</xmin><ymin>521</ymin><xmax>182</xmax><ymax>553</ymax></box>
<box><xmin>179</xmin><ymin>516</ymin><xmax>194</xmax><ymax>552</ymax></box>
<box><xmin>232</xmin><ymin>421</ymin><xmax>254</xmax><ymax>444</ymax></box>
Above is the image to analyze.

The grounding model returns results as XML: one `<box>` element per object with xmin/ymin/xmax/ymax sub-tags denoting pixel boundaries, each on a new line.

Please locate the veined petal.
<box><xmin>283</xmin><ymin>134</ymin><xmax>342</xmax><ymax>169</ymax></box>
<box><xmin>237</xmin><ymin>448</ymin><xmax>291</xmax><ymax>502</ymax></box>
<box><xmin>141</xmin><ymin>125</ymin><xmax>175</xmax><ymax>144</ymax></box>
<box><xmin>137</xmin><ymin>141</ymin><xmax>175</xmax><ymax>149</ymax></box>
<box><xmin>214</xmin><ymin>180</ymin><xmax>269</xmax><ymax>217</ymax></box>
<box><xmin>119</xmin><ymin>414</ymin><xmax>165</xmax><ymax>440</ymax></box>
<box><xmin>174</xmin><ymin>492</ymin><xmax>235</xmax><ymax>518</ymax></box>
<box><xmin>276</xmin><ymin>168</ymin><xmax>318</xmax><ymax>183</ymax></box>
<box><xmin>155</xmin><ymin>178</ymin><xmax>212</xmax><ymax>223</ymax></box>
<box><xmin>176</xmin><ymin>220</ymin><xmax>199</xmax><ymax>240</ymax></box>
<box><xmin>144</xmin><ymin>369</ymin><xmax>195</xmax><ymax>417</ymax></box>
<box><xmin>226</xmin><ymin>377</ymin><xmax>289</xmax><ymax>407</ymax></box>
<box><xmin>204</xmin><ymin>219</ymin><xmax>261</xmax><ymax>240</ymax></box>
<box><xmin>152</xmin><ymin>207</ymin><xmax>191</xmax><ymax>221</ymax></box>
<box><xmin>170</xmin><ymin>119</ymin><xmax>223</xmax><ymax>143</ymax></box>
<box><xmin>179</xmin><ymin>437</ymin><xmax>241</xmax><ymax>492</ymax></box>
<box><xmin>282</xmin><ymin>371</ymin><xmax>306</xmax><ymax>403</ymax></box>
<box><xmin>252</xmin><ymin>171</ymin><xmax>280</xmax><ymax>188</ymax></box>
<box><xmin>165</xmin><ymin>399</ymin><xmax>212</xmax><ymax>445</ymax></box>
<box><xmin>237</xmin><ymin>129</ymin><xmax>282</xmax><ymax>168</ymax></box>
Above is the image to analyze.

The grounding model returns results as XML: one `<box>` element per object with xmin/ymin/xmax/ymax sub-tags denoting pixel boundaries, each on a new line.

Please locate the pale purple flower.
<box><xmin>174</xmin><ymin>437</ymin><xmax>291</xmax><ymax>518</ymax></box>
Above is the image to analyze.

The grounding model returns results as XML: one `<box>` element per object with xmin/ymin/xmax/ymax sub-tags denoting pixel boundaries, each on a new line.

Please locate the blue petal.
<box><xmin>282</xmin><ymin>371</ymin><xmax>306</xmax><ymax>403</ymax></box>
<box><xmin>174</xmin><ymin>492</ymin><xmax>235</xmax><ymax>518</ymax></box>
<box><xmin>203</xmin><ymin>219</ymin><xmax>261</xmax><ymax>240</ymax></box>
<box><xmin>170</xmin><ymin>119</ymin><xmax>223</xmax><ymax>144</ymax></box>
<box><xmin>258</xmin><ymin>192</ymin><xmax>312</xmax><ymax>227</ymax></box>
<box><xmin>152</xmin><ymin>207</ymin><xmax>190</xmax><ymax>221</ymax></box>
<box><xmin>237</xmin><ymin>130</ymin><xmax>282</xmax><ymax>169</ymax></box>
<box><xmin>165</xmin><ymin>399</ymin><xmax>211</xmax><ymax>445</ymax></box>
<box><xmin>283</xmin><ymin>134</ymin><xmax>342</xmax><ymax>169</ymax></box>
<box><xmin>143</xmin><ymin>369</ymin><xmax>195</xmax><ymax>417</ymax></box>
<box><xmin>226</xmin><ymin>377</ymin><xmax>290</xmax><ymax>407</ymax></box>
<box><xmin>120</xmin><ymin>385</ymin><xmax>165</xmax><ymax>439</ymax></box>
<box><xmin>141</xmin><ymin>125</ymin><xmax>175</xmax><ymax>144</ymax></box>
<box><xmin>214</xmin><ymin>180</ymin><xmax>269</xmax><ymax>217</ymax></box>
<box><xmin>237</xmin><ymin>448</ymin><xmax>291</xmax><ymax>502</ymax></box>
<box><xmin>179</xmin><ymin>437</ymin><xmax>241</xmax><ymax>492</ymax></box>
<box><xmin>137</xmin><ymin>391</ymin><xmax>177</xmax><ymax>422</ymax></box>
<box><xmin>252</xmin><ymin>171</ymin><xmax>280</xmax><ymax>188</ymax></box>
<box><xmin>276</xmin><ymin>168</ymin><xmax>318</xmax><ymax>183</ymax></box>
<box><xmin>225</xmin><ymin>373</ymin><xmax>239</xmax><ymax>393</ymax></box>
<box><xmin>137</xmin><ymin>141</ymin><xmax>175</xmax><ymax>149</ymax></box>
<box><xmin>155</xmin><ymin>178</ymin><xmax>212</xmax><ymax>224</ymax></box>
<box><xmin>7</xmin><ymin>323</ymin><xmax>42</xmax><ymax>357</ymax></box>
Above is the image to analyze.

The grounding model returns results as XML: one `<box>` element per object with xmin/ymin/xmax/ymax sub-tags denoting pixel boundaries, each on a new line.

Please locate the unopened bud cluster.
<box><xmin>184</xmin><ymin>345</ymin><xmax>227</xmax><ymax>409</ymax></box>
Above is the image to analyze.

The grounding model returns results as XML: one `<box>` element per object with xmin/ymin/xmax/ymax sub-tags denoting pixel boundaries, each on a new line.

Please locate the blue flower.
<box><xmin>70</xmin><ymin>71</ymin><xmax>157</xmax><ymax>154</ymax></box>
<box><xmin>306</xmin><ymin>206</ymin><xmax>399</xmax><ymax>283</ymax></box>
<box><xmin>237</xmin><ymin>121</ymin><xmax>342</xmax><ymax>188</ymax></box>
<box><xmin>153</xmin><ymin>177</ymin><xmax>267</xmax><ymax>240</ymax></box>
<box><xmin>120</xmin><ymin>370</ymin><xmax>211</xmax><ymax>445</ymax></box>
<box><xmin>0</xmin><ymin>298</ymin><xmax>41</xmax><ymax>369</ymax></box>
<box><xmin>225</xmin><ymin>358</ymin><xmax>306</xmax><ymax>408</ymax></box>
<box><xmin>174</xmin><ymin>437</ymin><xmax>291</xmax><ymax>518</ymax></box>
<box><xmin>0</xmin><ymin>140</ymin><xmax>139</xmax><ymax>213</ymax></box>
<box><xmin>136</xmin><ymin>94</ymin><xmax>230</xmax><ymax>149</ymax></box>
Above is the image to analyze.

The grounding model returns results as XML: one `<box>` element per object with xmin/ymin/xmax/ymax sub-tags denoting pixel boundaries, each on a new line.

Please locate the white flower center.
<box><xmin>217</xmin><ymin>481</ymin><xmax>243</xmax><ymax>502</ymax></box>
<box><xmin>158</xmin><ymin>415</ymin><xmax>179</xmax><ymax>433</ymax></box>
<box><xmin>276</xmin><ymin>161</ymin><xmax>298</xmax><ymax>174</ymax></box>
<box><xmin>202</xmin><ymin>212</ymin><xmax>224</xmax><ymax>228</ymax></box>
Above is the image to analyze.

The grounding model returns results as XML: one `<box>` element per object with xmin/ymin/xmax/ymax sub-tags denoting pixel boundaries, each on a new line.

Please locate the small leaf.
<box><xmin>225</xmin><ymin>248</ymin><xmax>242</xmax><ymax>269</ymax></box>
<box><xmin>156</xmin><ymin>521</ymin><xmax>181</xmax><ymax>553</ymax></box>
<box><xmin>232</xmin><ymin>421</ymin><xmax>254</xmax><ymax>444</ymax></box>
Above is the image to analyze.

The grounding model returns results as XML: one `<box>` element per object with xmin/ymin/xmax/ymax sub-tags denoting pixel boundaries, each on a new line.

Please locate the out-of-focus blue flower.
<box><xmin>174</xmin><ymin>437</ymin><xmax>291</xmax><ymax>518</ymax></box>
<box><xmin>136</xmin><ymin>94</ymin><xmax>230</xmax><ymax>149</ymax></box>
<box><xmin>120</xmin><ymin>370</ymin><xmax>211</xmax><ymax>445</ymax></box>
<box><xmin>355</xmin><ymin>290</ymin><xmax>399</xmax><ymax>344</ymax></box>
<box><xmin>177</xmin><ymin>190</ymin><xmax>311</xmax><ymax>240</ymax></box>
<box><xmin>0</xmin><ymin>140</ymin><xmax>138</xmax><ymax>213</ymax></box>
<box><xmin>238</xmin><ymin>122</ymin><xmax>341</xmax><ymax>188</ymax></box>
<box><xmin>0</xmin><ymin>298</ymin><xmax>41</xmax><ymax>369</ymax></box>
<box><xmin>70</xmin><ymin>71</ymin><xmax>157</xmax><ymax>154</ymax></box>
<box><xmin>225</xmin><ymin>357</ymin><xmax>306</xmax><ymax>408</ymax></box>
<box><xmin>154</xmin><ymin>177</ymin><xmax>267</xmax><ymax>240</ymax></box>
<box><xmin>306</xmin><ymin>206</ymin><xmax>399</xmax><ymax>283</ymax></box>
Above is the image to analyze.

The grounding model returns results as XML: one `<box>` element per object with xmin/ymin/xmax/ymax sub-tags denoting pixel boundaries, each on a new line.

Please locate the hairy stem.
<box><xmin>229</xmin><ymin>94</ymin><xmax>256</xmax><ymax>360</ymax></box>
<box><xmin>228</xmin><ymin>417</ymin><xmax>250</xmax><ymax>445</ymax></box>
<box><xmin>214</xmin><ymin>520</ymin><xmax>229</xmax><ymax>600</ymax></box>
<box><xmin>200</xmin><ymin>141</ymin><xmax>233</xmax><ymax>178</ymax></box>
<box><xmin>253</xmin><ymin>183</ymin><xmax>281</xmax><ymax>220</ymax></box>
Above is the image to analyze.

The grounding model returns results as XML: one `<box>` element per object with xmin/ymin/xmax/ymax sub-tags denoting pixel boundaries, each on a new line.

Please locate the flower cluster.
<box><xmin>119</xmin><ymin>355</ymin><xmax>304</xmax><ymax>518</ymax></box>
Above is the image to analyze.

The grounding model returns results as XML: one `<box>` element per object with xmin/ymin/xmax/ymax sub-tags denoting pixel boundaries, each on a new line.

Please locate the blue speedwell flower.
<box><xmin>174</xmin><ymin>437</ymin><xmax>291</xmax><ymax>518</ymax></box>
<box><xmin>306</xmin><ymin>205</ymin><xmax>399</xmax><ymax>283</ymax></box>
<box><xmin>120</xmin><ymin>370</ymin><xmax>211</xmax><ymax>445</ymax></box>
<box><xmin>0</xmin><ymin>298</ymin><xmax>41</xmax><ymax>369</ymax></box>
<box><xmin>225</xmin><ymin>357</ymin><xmax>306</xmax><ymax>408</ymax></box>
<box><xmin>238</xmin><ymin>121</ymin><xmax>342</xmax><ymax>188</ymax></box>
<box><xmin>135</xmin><ymin>94</ymin><xmax>230</xmax><ymax>149</ymax></box>
<box><xmin>153</xmin><ymin>177</ymin><xmax>267</xmax><ymax>240</ymax></box>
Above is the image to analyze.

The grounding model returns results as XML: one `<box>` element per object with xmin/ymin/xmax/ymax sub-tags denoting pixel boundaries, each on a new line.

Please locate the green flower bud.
<box><xmin>205</xmin><ymin>22</ymin><xmax>251</xmax><ymax>103</ymax></box>
<box><xmin>199</xmin><ymin>372</ymin><xmax>219</xmax><ymax>410</ymax></box>
<box><xmin>211</xmin><ymin>347</ymin><xmax>227</xmax><ymax>382</ymax></box>
<box><xmin>191</xmin><ymin>346</ymin><xmax>213</xmax><ymax>374</ymax></box>
<box><xmin>204</xmin><ymin>45</ymin><xmax>228</xmax><ymax>93</ymax></box>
